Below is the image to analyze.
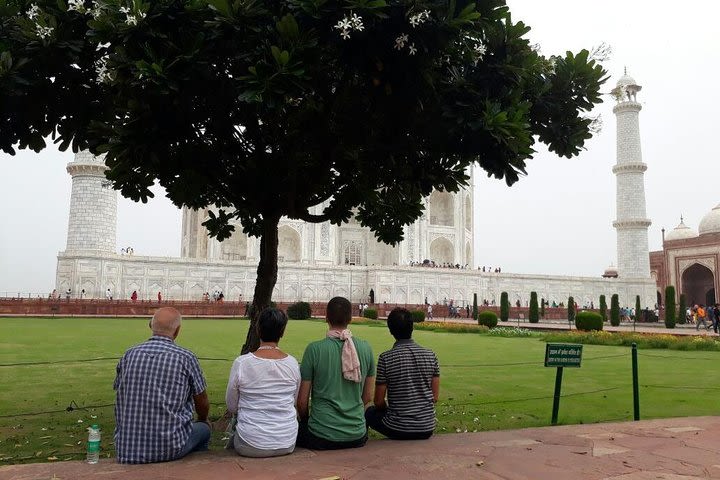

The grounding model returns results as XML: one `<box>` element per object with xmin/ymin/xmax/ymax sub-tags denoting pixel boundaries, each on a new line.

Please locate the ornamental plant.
<box><xmin>575</xmin><ymin>311</ymin><xmax>603</xmax><ymax>331</ymax></box>
<box><xmin>610</xmin><ymin>294</ymin><xmax>620</xmax><ymax>326</ymax></box>
<box><xmin>567</xmin><ymin>296</ymin><xmax>575</xmax><ymax>323</ymax></box>
<box><xmin>472</xmin><ymin>293</ymin><xmax>478</xmax><ymax>321</ymax></box>
<box><xmin>664</xmin><ymin>286</ymin><xmax>676</xmax><ymax>328</ymax></box>
<box><xmin>599</xmin><ymin>294</ymin><xmax>607</xmax><ymax>322</ymax></box>
<box><xmin>287</xmin><ymin>301</ymin><xmax>312</xmax><ymax>319</ymax></box>
<box><xmin>363</xmin><ymin>307</ymin><xmax>378</xmax><ymax>320</ymax></box>
<box><xmin>635</xmin><ymin>295</ymin><xmax>642</xmax><ymax>322</ymax></box>
<box><xmin>540</xmin><ymin>297</ymin><xmax>545</xmax><ymax>318</ymax></box>
<box><xmin>529</xmin><ymin>291</ymin><xmax>539</xmax><ymax>323</ymax></box>
<box><xmin>500</xmin><ymin>291</ymin><xmax>509</xmax><ymax>322</ymax></box>
<box><xmin>678</xmin><ymin>294</ymin><xmax>687</xmax><ymax>324</ymax></box>
<box><xmin>1</xmin><ymin>0</ymin><xmax>607</xmax><ymax>351</ymax></box>
<box><xmin>477</xmin><ymin>310</ymin><xmax>498</xmax><ymax>329</ymax></box>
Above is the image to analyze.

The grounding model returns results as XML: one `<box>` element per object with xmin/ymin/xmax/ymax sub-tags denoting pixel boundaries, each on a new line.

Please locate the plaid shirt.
<box><xmin>113</xmin><ymin>336</ymin><xmax>207</xmax><ymax>464</ymax></box>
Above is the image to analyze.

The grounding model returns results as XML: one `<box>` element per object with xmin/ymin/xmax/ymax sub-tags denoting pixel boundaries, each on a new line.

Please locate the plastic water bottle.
<box><xmin>86</xmin><ymin>424</ymin><xmax>101</xmax><ymax>464</ymax></box>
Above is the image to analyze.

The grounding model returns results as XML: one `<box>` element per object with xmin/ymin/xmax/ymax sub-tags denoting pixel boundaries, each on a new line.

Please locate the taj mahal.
<box><xmin>55</xmin><ymin>72</ymin><xmax>659</xmax><ymax>307</ymax></box>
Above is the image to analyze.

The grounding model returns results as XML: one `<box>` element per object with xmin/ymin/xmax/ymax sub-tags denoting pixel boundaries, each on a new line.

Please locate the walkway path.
<box><xmin>3</xmin><ymin>416</ymin><xmax>720</xmax><ymax>480</ymax></box>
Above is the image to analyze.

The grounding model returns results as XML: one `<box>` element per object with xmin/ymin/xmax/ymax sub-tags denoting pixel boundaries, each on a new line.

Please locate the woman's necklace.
<box><xmin>256</xmin><ymin>345</ymin><xmax>279</xmax><ymax>350</ymax></box>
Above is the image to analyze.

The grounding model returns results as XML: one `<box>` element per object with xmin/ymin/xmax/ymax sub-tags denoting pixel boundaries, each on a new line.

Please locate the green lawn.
<box><xmin>1</xmin><ymin>317</ymin><xmax>718</xmax><ymax>464</ymax></box>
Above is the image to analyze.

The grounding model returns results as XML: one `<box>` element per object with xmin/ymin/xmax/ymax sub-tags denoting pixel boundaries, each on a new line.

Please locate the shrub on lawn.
<box><xmin>500</xmin><ymin>292</ymin><xmax>509</xmax><ymax>322</ymax></box>
<box><xmin>540</xmin><ymin>298</ymin><xmax>545</xmax><ymax>318</ymax></box>
<box><xmin>363</xmin><ymin>308</ymin><xmax>378</xmax><ymax>320</ymax></box>
<box><xmin>287</xmin><ymin>301</ymin><xmax>312</xmax><ymax>319</ymax></box>
<box><xmin>477</xmin><ymin>311</ymin><xmax>498</xmax><ymax>329</ymax></box>
<box><xmin>599</xmin><ymin>295</ymin><xmax>607</xmax><ymax>322</ymax></box>
<box><xmin>664</xmin><ymin>286</ymin><xmax>676</xmax><ymax>328</ymax></box>
<box><xmin>567</xmin><ymin>296</ymin><xmax>576</xmax><ymax>322</ymax></box>
<box><xmin>541</xmin><ymin>331</ymin><xmax>720</xmax><ymax>352</ymax></box>
<box><xmin>472</xmin><ymin>293</ymin><xmax>478</xmax><ymax>320</ymax></box>
<box><xmin>635</xmin><ymin>295</ymin><xmax>642</xmax><ymax>322</ymax></box>
<box><xmin>575</xmin><ymin>311</ymin><xmax>603</xmax><ymax>331</ymax></box>
<box><xmin>610</xmin><ymin>294</ymin><xmax>620</xmax><ymax>326</ymax></box>
<box><xmin>411</xmin><ymin>310</ymin><xmax>426</xmax><ymax>322</ymax></box>
<box><xmin>529</xmin><ymin>292</ymin><xmax>539</xmax><ymax>323</ymax></box>
<box><xmin>678</xmin><ymin>294</ymin><xmax>687</xmax><ymax>324</ymax></box>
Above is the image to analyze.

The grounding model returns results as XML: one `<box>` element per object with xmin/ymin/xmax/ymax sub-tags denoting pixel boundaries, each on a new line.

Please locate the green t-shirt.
<box><xmin>300</xmin><ymin>336</ymin><xmax>375</xmax><ymax>442</ymax></box>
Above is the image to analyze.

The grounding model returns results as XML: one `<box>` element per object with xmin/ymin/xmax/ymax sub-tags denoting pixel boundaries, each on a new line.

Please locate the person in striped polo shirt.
<box><xmin>365</xmin><ymin>308</ymin><xmax>440</xmax><ymax>440</ymax></box>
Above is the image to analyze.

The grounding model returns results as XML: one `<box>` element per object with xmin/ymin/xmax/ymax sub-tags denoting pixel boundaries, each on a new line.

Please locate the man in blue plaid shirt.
<box><xmin>114</xmin><ymin>307</ymin><xmax>210</xmax><ymax>464</ymax></box>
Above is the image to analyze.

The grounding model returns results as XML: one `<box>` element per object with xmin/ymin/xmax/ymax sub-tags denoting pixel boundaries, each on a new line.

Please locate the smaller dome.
<box><xmin>602</xmin><ymin>264</ymin><xmax>618</xmax><ymax>278</ymax></box>
<box><xmin>699</xmin><ymin>204</ymin><xmax>720</xmax><ymax>236</ymax></box>
<box><xmin>616</xmin><ymin>73</ymin><xmax>637</xmax><ymax>87</ymax></box>
<box><xmin>665</xmin><ymin>218</ymin><xmax>698</xmax><ymax>241</ymax></box>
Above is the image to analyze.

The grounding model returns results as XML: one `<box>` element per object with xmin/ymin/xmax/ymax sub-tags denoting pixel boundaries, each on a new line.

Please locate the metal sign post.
<box><xmin>545</xmin><ymin>343</ymin><xmax>583</xmax><ymax>425</ymax></box>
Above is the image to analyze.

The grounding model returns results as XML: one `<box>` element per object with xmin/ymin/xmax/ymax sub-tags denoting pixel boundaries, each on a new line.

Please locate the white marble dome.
<box><xmin>699</xmin><ymin>204</ymin><xmax>720</xmax><ymax>236</ymax></box>
<box><xmin>616</xmin><ymin>73</ymin><xmax>637</xmax><ymax>87</ymax></box>
<box><xmin>665</xmin><ymin>218</ymin><xmax>698</xmax><ymax>241</ymax></box>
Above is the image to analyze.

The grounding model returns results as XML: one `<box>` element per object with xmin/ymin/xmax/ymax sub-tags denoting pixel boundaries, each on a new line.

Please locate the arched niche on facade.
<box><xmin>681</xmin><ymin>263</ymin><xmax>716</xmax><ymax>306</ymax></box>
<box><xmin>429</xmin><ymin>237</ymin><xmax>454</xmax><ymax>264</ymax></box>
<box><xmin>278</xmin><ymin>226</ymin><xmax>301</xmax><ymax>262</ymax></box>
<box><xmin>429</xmin><ymin>191</ymin><xmax>454</xmax><ymax>227</ymax></box>
<box><xmin>220</xmin><ymin>229</ymin><xmax>247</xmax><ymax>261</ymax></box>
<box><xmin>464</xmin><ymin>195</ymin><xmax>471</xmax><ymax>231</ymax></box>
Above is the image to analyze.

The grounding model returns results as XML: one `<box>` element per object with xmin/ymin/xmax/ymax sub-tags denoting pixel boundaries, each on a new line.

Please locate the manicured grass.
<box><xmin>1</xmin><ymin>317</ymin><xmax>719</xmax><ymax>464</ymax></box>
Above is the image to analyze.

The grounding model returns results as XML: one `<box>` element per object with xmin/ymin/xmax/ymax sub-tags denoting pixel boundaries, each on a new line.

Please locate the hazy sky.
<box><xmin>2</xmin><ymin>0</ymin><xmax>720</xmax><ymax>294</ymax></box>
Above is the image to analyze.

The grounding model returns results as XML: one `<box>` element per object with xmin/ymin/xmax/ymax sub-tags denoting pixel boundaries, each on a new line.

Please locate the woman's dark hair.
<box><xmin>257</xmin><ymin>308</ymin><xmax>288</xmax><ymax>343</ymax></box>
<box><xmin>387</xmin><ymin>308</ymin><xmax>414</xmax><ymax>340</ymax></box>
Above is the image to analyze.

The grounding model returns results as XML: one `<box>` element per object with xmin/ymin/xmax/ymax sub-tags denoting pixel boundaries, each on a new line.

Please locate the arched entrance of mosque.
<box><xmin>681</xmin><ymin>263</ymin><xmax>716</xmax><ymax>306</ymax></box>
<box><xmin>278</xmin><ymin>226</ymin><xmax>301</xmax><ymax>262</ymax></box>
<box><xmin>429</xmin><ymin>191</ymin><xmax>454</xmax><ymax>226</ymax></box>
<box><xmin>429</xmin><ymin>237</ymin><xmax>454</xmax><ymax>264</ymax></box>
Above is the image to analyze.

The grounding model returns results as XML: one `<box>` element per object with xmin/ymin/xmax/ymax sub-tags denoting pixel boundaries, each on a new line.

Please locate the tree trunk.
<box><xmin>241</xmin><ymin>215</ymin><xmax>280</xmax><ymax>354</ymax></box>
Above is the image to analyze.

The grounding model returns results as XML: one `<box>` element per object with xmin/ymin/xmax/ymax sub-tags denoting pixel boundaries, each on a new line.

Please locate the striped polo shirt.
<box><xmin>376</xmin><ymin>339</ymin><xmax>440</xmax><ymax>433</ymax></box>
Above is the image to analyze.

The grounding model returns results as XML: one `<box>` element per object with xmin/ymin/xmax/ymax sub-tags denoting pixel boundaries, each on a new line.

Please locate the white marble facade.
<box><xmin>55</xmin><ymin>70</ymin><xmax>658</xmax><ymax>308</ymax></box>
<box><xmin>180</xmin><ymin>186</ymin><xmax>474</xmax><ymax>268</ymax></box>
<box><xmin>56</xmin><ymin>251</ymin><xmax>656</xmax><ymax>307</ymax></box>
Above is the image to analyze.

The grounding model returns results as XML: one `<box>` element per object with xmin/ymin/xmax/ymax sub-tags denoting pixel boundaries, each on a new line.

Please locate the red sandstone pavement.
<box><xmin>3</xmin><ymin>417</ymin><xmax>720</xmax><ymax>480</ymax></box>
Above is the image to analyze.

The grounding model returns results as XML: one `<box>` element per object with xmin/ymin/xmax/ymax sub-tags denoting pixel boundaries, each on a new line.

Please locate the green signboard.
<box><xmin>544</xmin><ymin>343</ymin><xmax>583</xmax><ymax>368</ymax></box>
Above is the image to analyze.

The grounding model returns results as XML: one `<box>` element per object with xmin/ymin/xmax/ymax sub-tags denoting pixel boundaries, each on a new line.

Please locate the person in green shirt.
<box><xmin>296</xmin><ymin>297</ymin><xmax>375</xmax><ymax>450</ymax></box>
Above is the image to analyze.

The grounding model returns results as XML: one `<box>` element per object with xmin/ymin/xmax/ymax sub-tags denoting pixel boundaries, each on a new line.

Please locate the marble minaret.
<box><xmin>612</xmin><ymin>71</ymin><xmax>651</xmax><ymax>278</ymax></box>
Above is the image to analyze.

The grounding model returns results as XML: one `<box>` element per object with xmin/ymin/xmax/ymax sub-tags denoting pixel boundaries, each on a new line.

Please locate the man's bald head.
<box><xmin>150</xmin><ymin>307</ymin><xmax>182</xmax><ymax>338</ymax></box>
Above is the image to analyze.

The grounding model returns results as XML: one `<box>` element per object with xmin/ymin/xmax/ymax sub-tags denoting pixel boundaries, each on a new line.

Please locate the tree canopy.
<box><xmin>1</xmin><ymin>0</ymin><xmax>607</xmax><ymax>350</ymax></box>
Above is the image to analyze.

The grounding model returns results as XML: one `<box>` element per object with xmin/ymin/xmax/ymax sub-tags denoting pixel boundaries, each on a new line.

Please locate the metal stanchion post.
<box><xmin>631</xmin><ymin>342</ymin><xmax>640</xmax><ymax>421</ymax></box>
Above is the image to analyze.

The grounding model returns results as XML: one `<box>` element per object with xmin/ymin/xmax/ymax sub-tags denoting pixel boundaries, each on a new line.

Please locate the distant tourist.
<box><xmin>65</xmin><ymin>288</ymin><xmax>71</xmax><ymax>300</ymax></box>
<box><xmin>157</xmin><ymin>291</ymin><xmax>162</xmax><ymax>303</ymax></box>
<box><xmin>106</xmin><ymin>288</ymin><xmax>113</xmax><ymax>301</ymax></box>
<box><xmin>225</xmin><ymin>308</ymin><xmax>300</xmax><ymax>457</ymax></box>
<box><xmin>296</xmin><ymin>297</ymin><xmax>375</xmax><ymax>450</ymax></box>
<box><xmin>713</xmin><ymin>304</ymin><xmax>720</xmax><ymax>334</ymax></box>
<box><xmin>131</xmin><ymin>290</ymin><xmax>138</xmax><ymax>302</ymax></box>
<box><xmin>696</xmin><ymin>304</ymin><xmax>709</xmax><ymax>331</ymax></box>
<box><xmin>113</xmin><ymin>307</ymin><xmax>210</xmax><ymax>464</ymax></box>
<box><xmin>80</xmin><ymin>288</ymin><xmax>85</xmax><ymax>299</ymax></box>
<box><xmin>366</xmin><ymin>308</ymin><xmax>440</xmax><ymax>440</ymax></box>
<box><xmin>427</xmin><ymin>304</ymin><xmax>433</xmax><ymax>320</ymax></box>
<box><xmin>50</xmin><ymin>289</ymin><xmax>58</xmax><ymax>300</ymax></box>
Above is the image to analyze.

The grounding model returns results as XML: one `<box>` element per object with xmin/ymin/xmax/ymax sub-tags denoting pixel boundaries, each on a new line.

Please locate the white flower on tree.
<box><xmin>350</xmin><ymin>13</ymin><xmax>364</xmax><ymax>31</ymax></box>
<box><xmin>409</xmin><ymin>9</ymin><xmax>431</xmax><ymax>28</ymax></box>
<box><xmin>27</xmin><ymin>4</ymin><xmax>40</xmax><ymax>20</ymax></box>
<box><xmin>474</xmin><ymin>42</ymin><xmax>487</xmax><ymax>59</ymax></box>
<box><xmin>394</xmin><ymin>33</ymin><xmax>409</xmax><ymax>50</ymax></box>
<box><xmin>35</xmin><ymin>24</ymin><xmax>54</xmax><ymax>39</ymax></box>
<box><xmin>95</xmin><ymin>55</ymin><xmax>113</xmax><ymax>84</ymax></box>
<box><xmin>67</xmin><ymin>0</ymin><xmax>86</xmax><ymax>13</ymax></box>
<box><xmin>408</xmin><ymin>43</ymin><xmax>417</xmax><ymax>55</ymax></box>
<box><xmin>334</xmin><ymin>13</ymin><xmax>363</xmax><ymax>40</ymax></box>
<box><xmin>120</xmin><ymin>5</ymin><xmax>145</xmax><ymax>26</ymax></box>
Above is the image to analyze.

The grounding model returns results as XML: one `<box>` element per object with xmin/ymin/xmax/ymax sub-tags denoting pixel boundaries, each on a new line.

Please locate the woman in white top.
<box><xmin>225</xmin><ymin>308</ymin><xmax>301</xmax><ymax>457</ymax></box>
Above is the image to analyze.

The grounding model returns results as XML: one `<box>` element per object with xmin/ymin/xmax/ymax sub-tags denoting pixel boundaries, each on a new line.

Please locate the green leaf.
<box><xmin>206</xmin><ymin>0</ymin><xmax>232</xmax><ymax>17</ymax></box>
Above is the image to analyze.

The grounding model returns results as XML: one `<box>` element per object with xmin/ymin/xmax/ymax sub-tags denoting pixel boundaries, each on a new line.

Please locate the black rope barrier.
<box><xmin>638</xmin><ymin>352</ymin><xmax>720</xmax><ymax>361</ymax></box>
<box><xmin>442</xmin><ymin>386</ymin><xmax>622</xmax><ymax>407</ymax></box>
